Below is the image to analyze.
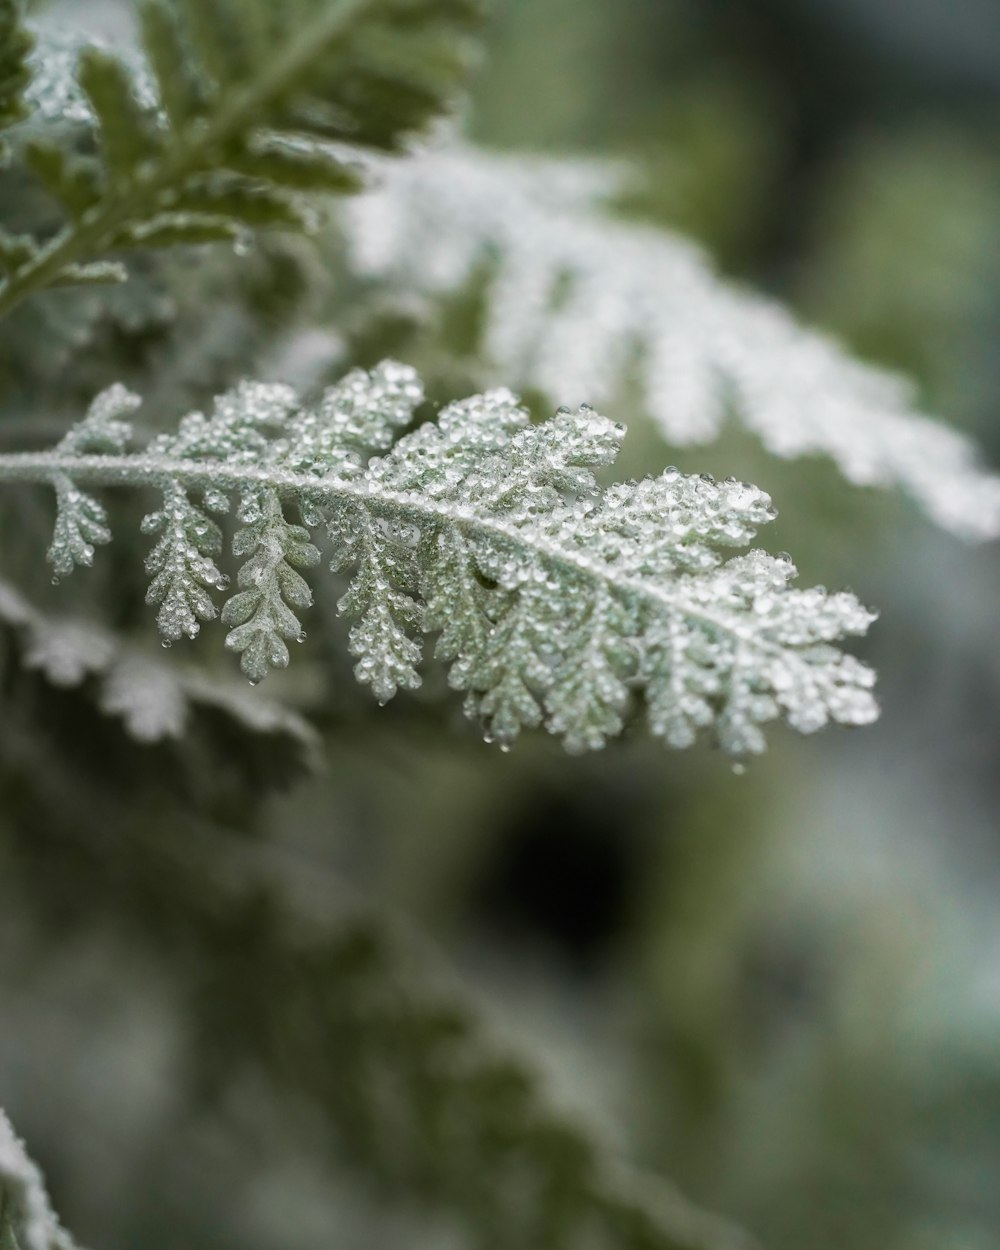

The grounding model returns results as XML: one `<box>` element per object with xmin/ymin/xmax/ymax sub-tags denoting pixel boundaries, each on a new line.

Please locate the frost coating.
<box><xmin>343</xmin><ymin>146</ymin><xmax>1000</xmax><ymax>539</ymax></box>
<box><xmin>0</xmin><ymin>361</ymin><xmax>878</xmax><ymax>755</ymax></box>
<box><xmin>0</xmin><ymin>1106</ymin><xmax>79</xmax><ymax>1250</ymax></box>
<box><xmin>0</xmin><ymin>577</ymin><xmax>319</xmax><ymax>750</ymax></box>
<box><xmin>23</xmin><ymin>24</ymin><xmax>156</xmax><ymax>124</ymax></box>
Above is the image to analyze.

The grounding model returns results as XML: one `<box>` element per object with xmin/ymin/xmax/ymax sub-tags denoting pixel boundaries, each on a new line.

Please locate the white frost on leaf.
<box><xmin>46</xmin><ymin>385</ymin><xmax>141</xmax><ymax>579</ymax></box>
<box><xmin>0</xmin><ymin>579</ymin><xmax>318</xmax><ymax>752</ymax></box>
<box><xmin>22</xmin><ymin>617</ymin><xmax>116</xmax><ymax>686</ymax></box>
<box><xmin>98</xmin><ymin>651</ymin><xmax>189</xmax><ymax>741</ymax></box>
<box><xmin>3</xmin><ymin>362</ymin><xmax>880</xmax><ymax>755</ymax></box>
<box><xmin>342</xmin><ymin>145</ymin><xmax>1000</xmax><ymax>539</ymax></box>
<box><xmin>0</xmin><ymin>1106</ymin><xmax>80</xmax><ymax>1250</ymax></box>
<box><xmin>23</xmin><ymin>23</ymin><xmax>156</xmax><ymax>125</ymax></box>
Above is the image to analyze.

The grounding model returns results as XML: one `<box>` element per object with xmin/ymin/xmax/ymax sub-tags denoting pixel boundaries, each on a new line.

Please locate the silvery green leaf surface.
<box><xmin>0</xmin><ymin>361</ymin><xmax>878</xmax><ymax>755</ymax></box>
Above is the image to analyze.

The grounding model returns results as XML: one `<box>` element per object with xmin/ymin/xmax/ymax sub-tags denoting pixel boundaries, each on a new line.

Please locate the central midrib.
<box><xmin>0</xmin><ymin>448</ymin><xmax>790</xmax><ymax>654</ymax></box>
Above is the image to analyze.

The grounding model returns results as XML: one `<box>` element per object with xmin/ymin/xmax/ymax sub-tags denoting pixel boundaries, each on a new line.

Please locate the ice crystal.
<box><xmin>342</xmin><ymin>145</ymin><xmax>1000</xmax><ymax>539</ymax></box>
<box><xmin>0</xmin><ymin>361</ymin><xmax>878</xmax><ymax>755</ymax></box>
<box><xmin>0</xmin><ymin>1106</ymin><xmax>79</xmax><ymax>1250</ymax></box>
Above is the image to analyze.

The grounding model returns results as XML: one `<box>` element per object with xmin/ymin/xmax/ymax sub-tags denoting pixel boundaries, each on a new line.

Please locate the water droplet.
<box><xmin>50</xmin><ymin>576</ymin><xmax>60</xmax><ymax>586</ymax></box>
<box><xmin>499</xmin><ymin>742</ymin><xmax>511</xmax><ymax>754</ymax></box>
<box><xmin>161</xmin><ymin>639</ymin><xmax>172</xmax><ymax>649</ymax></box>
<box><xmin>731</xmin><ymin>761</ymin><xmax>747</xmax><ymax>776</ymax></box>
<box><xmin>296</xmin><ymin>631</ymin><xmax>307</xmax><ymax>643</ymax></box>
<box><xmin>248</xmin><ymin>677</ymin><xmax>261</xmax><ymax>687</ymax></box>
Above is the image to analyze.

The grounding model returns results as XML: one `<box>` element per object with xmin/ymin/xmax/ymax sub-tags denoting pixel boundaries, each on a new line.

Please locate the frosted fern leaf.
<box><xmin>0</xmin><ymin>361</ymin><xmax>878</xmax><ymax>755</ymax></box>
<box><xmin>0</xmin><ymin>0</ymin><xmax>483</xmax><ymax>314</ymax></box>
<box><xmin>342</xmin><ymin>145</ymin><xmax>1000</xmax><ymax>539</ymax></box>
<box><xmin>0</xmin><ymin>576</ymin><xmax>318</xmax><ymax>751</ymax></box>
<box><xmin>46</xmin><ymin>384</ymin><xmax>141</xmax><ymax>578</ymax></box>
<box><xmin>0</xmin><ymin>1106</ymin><xmax>80</xmax><ymax>1250</ymax></box>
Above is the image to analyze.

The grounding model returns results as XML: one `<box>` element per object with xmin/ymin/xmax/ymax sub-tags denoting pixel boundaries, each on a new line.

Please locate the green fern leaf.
<box><xmin>0</xmin><ymin>362</ymin><xmax>878</xmax><ymax>755</ymax></box>
<box><xmin>0</xmin><ymin>0</ymin><xmax>483</xmax><ymax>315</ymax></box>
<box><xmin>0</xmin><ymin>0</ymin><xmax>33</xmax><ymax>149</ymax></box>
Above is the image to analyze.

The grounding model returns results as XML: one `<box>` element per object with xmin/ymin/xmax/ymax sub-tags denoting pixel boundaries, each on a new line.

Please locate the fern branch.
<box><xmin>0</xmin><ymin>0</ymin><xmax>482</xmax><ymax>316</ymax></box>
<box><xmin>0</xmin><ymin>362</ymin><xmax>878</xmax><ymax>755</ymax></box>
<box><xmin>343</xmin><ymin>145</ymin><xmax>1000</xmax><ymax>539</ymax></box>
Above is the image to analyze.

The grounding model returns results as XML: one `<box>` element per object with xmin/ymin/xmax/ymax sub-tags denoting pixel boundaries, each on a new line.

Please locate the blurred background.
<box><xmin>2</xmin><ymin>1</ymin><xmax>1000</xmax><ymax>1248</ymax></box>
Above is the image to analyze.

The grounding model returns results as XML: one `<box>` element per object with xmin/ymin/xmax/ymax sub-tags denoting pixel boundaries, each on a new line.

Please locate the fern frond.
<box><xmin>0</xmin><ymin>0</ymin><xmax>483</xmax><ymax>316</ymax></box>
<box><xmin>342</xmin><ymin>145</ymin><xmax>1000</xmax><ymax>540</ymax></box>
<box><xmin>0</xmin><ymin>362</ymin><xmax>878</xmax><ymax>755</ymax></box>
<box><xmin>0</xmin><ymin>0</ymin><xmax>33</xmax><ymax>150</ymax></box>
<box><xmin>0</xmin><ymin>576</ymin><xmax>319</xmax><ymax>752</ymax></box>
<box><xmin>0</xmin><ymin>1106</ymin><xmax>79</xmax><ymax>1250</ymax></box>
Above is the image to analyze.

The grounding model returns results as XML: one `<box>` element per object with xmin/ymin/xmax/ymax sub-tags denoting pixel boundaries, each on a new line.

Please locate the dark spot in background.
<box><xmin>474</xmin><ymin>779</ymin><xmax>646</xmax><ymax>972</ymax></box>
